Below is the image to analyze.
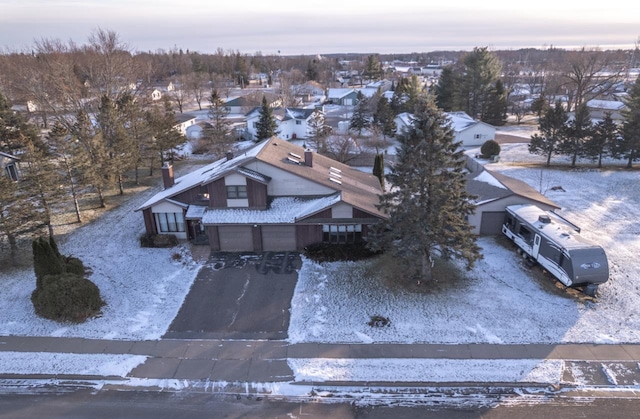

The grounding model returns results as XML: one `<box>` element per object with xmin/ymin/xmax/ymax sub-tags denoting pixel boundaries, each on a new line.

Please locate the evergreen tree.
<box><xmin>529</xmin><ymin>100</ymin><xmax>568</xmax><ymax>166</ymax></box>
<box><xmin>484</xmin><ymin>79</ymin><xmax>508</xmax><ymax>126</ymax></box>
<box><xmin>619</xmin><ymin>77</ymin><xmax>640</xmax><ymax>168</ymax></box>
<box><xmin>349</xmin><ymin>91</ymin><xmax>370</xmax><ymax>136</ymax></box>
<box><xmin>306</xmin><ymin>60</ymin><xmax>319</xmax><ymax>81</ymax></box>
<box><xmin>47</xmin><ymin>122</ymin><xmax>84</xmax><ymax>223</ymax></box>
<box><xmin>434</xmin><ymin>65</ymin><xmax>458</xmax><ymax>112</ymax></box>
<box><xmin>368</xmin><ymin>96</ymin><xmax>480</xmax><ymax>282</ymax></box>
<box><xmin>373</xmin><ymin>97</ymin><xmax>397</xmax><ymax>139</ymax></box>
<box><xmin>71</xmin><ymin>110</ymin><xmax>110</xmax><ymax>207</ymax></box>
<box><xmin>586</xmin><ymin>112</ymin><xmax>618</xmax><ymax>168</ymax></box>
<box><xmin>363</xmin><ymin>54</ymin><xmax>383</xmax><ymax>82</ymax></box>
<box><xmin>372</xmin><ymin>152</ymin><xmax>385</xmax><ymax>189</ymax></box>
<box><xmin>0</xmin><ymin>175</ymin><xmax>36</xmax><ymax>266</ymax></box>
<box><xmin>562</xmin><ymin>102</ymin><xmax>592</xmax><ymax>167</ymax></box>
<box><xmin>20</xmin><ymin>132</ymin><xmax>64</xmax><ymax>238</ymax></box>
<box><xmin>306</xmin><ymin>110</ymin><xmax>331</xmax><ymax>153</ymax></box>
<box><xmin>32</xmin><ymin>237</ymin><xmax>65</xmax><ymax>289</ymax></box>
<box><xmin>530</xmin><ymin>96</ymin><xmax>548</xmax><ymax>119</ymax></box>
<box><xmin>146</xmin><ymin>97</ymin><xmax>186</xmax><ymax>165</ymax></box>
<box><xmin>255</xmin><ymin>95</ymin><xmax>279</xmax><ymax>141</ymax></box>
<box><xmin>457</xmin><ymin>47</ymin><xmax>503</xmax><ymax>120</ymax></box>
<box><xmin>204</xmin><ymin>89</ymin><xmax>233</xmax><ymax>156</ymax></box>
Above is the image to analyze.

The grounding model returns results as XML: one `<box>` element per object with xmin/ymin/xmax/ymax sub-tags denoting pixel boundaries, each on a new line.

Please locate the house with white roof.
<box><xmin>136</xmin><ymin>137</ymin><xmax>386</xmax><ymax>251</ymax></box>
<box><xmin>244</xmin><ymin>107</ymin><xmax>323</xmax><ymax>141</ymax></box>
<box><xmin>585</xmin><ymin>99</ymin><xmax>626</xmax><ymax>121</ymax></box>
<box><xmin>394</xmin><ymin>111</ymin><xmax>496</xmax><ymax>147</ymax></box>
<box><xmin>327</xmin><ymin>88</ymin><xmax>359</xmax><ymax>106</ymax></box>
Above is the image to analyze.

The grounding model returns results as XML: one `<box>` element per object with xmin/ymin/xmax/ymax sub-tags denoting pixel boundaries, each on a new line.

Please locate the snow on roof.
<box><xmin>327</xmin><ymin>88</ymin><xmax>355</xmax><ymax>99</ymax></box>
<box><xmin>473</xmin><ymin>170</ymin><xmax>507</xmax><ymax>190</ymax></box>
<box><xmin>445</xmin><ymin>112</ymin><xmax>478</xmax><ymax>132</ymax></box>
<box><xmin>136</xmin><ymin>141</ymin><xmax>270</xmax><ymax>211</ymax></box>
<box><xmin>201</xmin><ymin>195</ymin><xmax>340</xmax><ymax>225</ymax></box>
<box><xmin>586</xmin><ymin>99</ymin><xmax>625</xmax><ymax>110</ymax></box>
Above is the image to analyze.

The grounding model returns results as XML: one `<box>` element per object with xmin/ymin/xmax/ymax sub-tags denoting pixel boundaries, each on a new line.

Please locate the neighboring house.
<box><xmin>327</xmin><ymin>88</ymin><xmax>359</xmax><ymax>106</ymax></box>
<box><xmin>446</xmin><ymin>112</ymin><xmax>496</xmax><ymax>147</ymax></box>
<box><xmin>136</xmin><ymin>137</ymin><xmax>386</xmax><ymax>251</ymax></box>
<box><xmin>465</xmin><ymin>156</ymin><xmax>560</xmax><ymax>235</ymax></box>
<box><xmin>394</xmin><ymin>111</ymin><xmax>496</xmax><ymax>147</ymax></box>
<box><xmin>225</xmin><ymin>94</ymin><xmax>281</xmax><ymax>114</ymax></box>
<box><xmin>0</xmin><ymin>151</ymin><xmax>20</xmax><ymax>181</ymax></box>
<box><xmin>585</xmin><ymin>99</ymin><xmax>626</xmax><ymax>121</ymax></box>
<box><xmin>244</xmin><ymin>107</ymin><xmax>322</xmax><ymax>141</ymax></box>
<box><xmin>291</xmin><ymin>82</ymin><xmax>326</xmax><ymax>104</ymax></box>
<box><xmin>151</xmin><ymin>89</ymin><xmax>162</xmax><ymax>101</ymax></box>
<box><xmin>173</xmin><ymin>113</ymin><xmax>197</xmax><ymax>136</ymax></box>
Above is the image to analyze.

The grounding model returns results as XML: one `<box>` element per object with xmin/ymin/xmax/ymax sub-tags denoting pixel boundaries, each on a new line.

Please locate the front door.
<box><xmin>532</xmin><ymin>234</ymin><xmax>541</xmax><ymax>258</ymax></box>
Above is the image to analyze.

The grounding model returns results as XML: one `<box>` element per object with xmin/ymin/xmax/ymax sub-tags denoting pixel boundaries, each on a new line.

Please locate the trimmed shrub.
<box><xmin>32</xmin><ymin>237</ymin><xmax>65</xmax><ymax>288</ymax></box>
<box><xmin>31</xmin><ymin>273</ymin><xmax>104</xmax><ymax>323</ymax></box>
<box><xmin>140</xmin><ymin>233</ymin><xmax>179</xmax><ymax>248</ymax></box>
<box><xmin>480</xmin><ymin>140</ymin><xmax>501</xmax><ymax>158</ymax></box>
<box><xmin>65</xmin><ymin>257</ymin><xmax>85</xmax><ymax>276</ymax></box>
<box><xmin>304</xmin><ymin>242</ymin><xmax>381</xmax><ymax>262</ymax></box>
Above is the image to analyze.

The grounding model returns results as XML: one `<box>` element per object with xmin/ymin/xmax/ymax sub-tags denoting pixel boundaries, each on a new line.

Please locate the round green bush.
<box><xmin>65</xmin><ymin>257</ymin><xmax>85</xmax><ymax>276</ymax></box>
<box><xmin>31</xmin><ymin>273</ymin><xmax>104</xmax><ymax>323</ymax></box>
<box><xmin>480</xmin><ymin>140</ymin><xmax>501</xmax><ymax>158</ymax></box>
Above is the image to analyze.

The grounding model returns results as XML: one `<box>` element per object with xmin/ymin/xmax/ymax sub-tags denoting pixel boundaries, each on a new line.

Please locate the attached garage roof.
<box><xmin>201</xmin><ymin>195</ymin><xmax>342</xmax><ymax>225</ymax></box>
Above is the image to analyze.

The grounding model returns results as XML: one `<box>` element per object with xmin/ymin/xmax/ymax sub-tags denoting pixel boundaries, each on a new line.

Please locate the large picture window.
<box><xmin>322</xmin><ymin>224</ymin><xmax>362</xmax><ymax>244</ymax></box>
<box><xmin>226</xmin><ymin>185</ymin><xmax>247</xmax><ymax>199</ymax></box>
<box><xmin>154</xmin><ymin>212</ymin><xmax>185</xmax><ymax>233</ymax></box>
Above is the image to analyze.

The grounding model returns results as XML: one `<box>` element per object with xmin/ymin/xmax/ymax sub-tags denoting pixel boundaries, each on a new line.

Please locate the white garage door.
<box><xmin>261</xmin><ymin>225</ymin><xmax>297</xmax><ymax>251</ymax></box>
<box><xmin>218</xmin><ymin>226</ymin><xmax>254</xmax><ymax>251</ymax></box>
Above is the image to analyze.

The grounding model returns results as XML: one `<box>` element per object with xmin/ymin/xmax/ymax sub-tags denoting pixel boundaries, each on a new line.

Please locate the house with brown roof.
<box><xmin>136</xmin><ymin>137</ymin><xmax>386</xmax><ymax>251</ymax></box>
<box><xmin>465</xmin><ymin>157</ymin><xmax>560</xmax><ymax>235</ymax></box>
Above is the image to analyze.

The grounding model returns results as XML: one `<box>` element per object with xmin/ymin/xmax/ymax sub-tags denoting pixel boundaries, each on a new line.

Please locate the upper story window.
<box><xmin>296</xmin><ymin>120</ymin><xmax>302</xmax><ymax>125</ymax></box>
<box><xmin>226</xmin><ymin>185</ymin><xmax>247</xmax><ymax>199</ymax></box>
<box><xmin>5</xmin><ymin>164</ymin><xmax>19</xmax><ymax>181</ymax></box>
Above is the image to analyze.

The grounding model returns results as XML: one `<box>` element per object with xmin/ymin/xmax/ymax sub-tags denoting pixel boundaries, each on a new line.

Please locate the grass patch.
<box><xmin>365</xmin><ymin>252</ymin><xmax>469</xmax><ymax>294</ymax></box>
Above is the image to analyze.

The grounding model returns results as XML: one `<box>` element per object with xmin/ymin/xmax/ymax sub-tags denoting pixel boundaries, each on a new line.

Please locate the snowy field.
<box><xmin>0</xmin><ymin>132</ymin><xmax>639</xmax><ymax>385</ymax></box>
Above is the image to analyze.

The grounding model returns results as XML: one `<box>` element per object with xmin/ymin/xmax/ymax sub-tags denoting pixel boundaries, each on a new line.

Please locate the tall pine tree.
<box><xmin>619</xmin><ymin>76</ymin><xmax>640</xmax><ymax>168</ymax></box>
<box><xmin>368</xmin><ymin>96</ymin><xmax>480</xmax><ymax>282</ymax></box>
<box><xmin>255</xmin><ymin>95</ymin><xmax>278</xmax><ymax>141</ymax></box>
<box><xmin>529</xmin><ymin>100</ymin><xmax>568</xmax><ymax>166</ymax></box>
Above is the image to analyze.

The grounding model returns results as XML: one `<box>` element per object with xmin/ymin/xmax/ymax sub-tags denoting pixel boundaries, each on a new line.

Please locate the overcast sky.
<box><xmin>2</xmin><ymin>1</ymin><xmax>639</xmax><ymax>55</ymax></box>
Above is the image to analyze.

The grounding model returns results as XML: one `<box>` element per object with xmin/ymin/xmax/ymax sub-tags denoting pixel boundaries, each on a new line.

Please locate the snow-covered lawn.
<box><xmin>0</xmin><ymin>135</ymin><xmax>639</xmax><ymax>385</ymax></box>
<box><xmin>0</xmin><ymin>183</ymin><xmax>202</xmax><ymax>341</ymax></box>
<box><xmin>289</xmin><ymin>142</ymin><xmax>640</xmax><ymax>345</ymax></box>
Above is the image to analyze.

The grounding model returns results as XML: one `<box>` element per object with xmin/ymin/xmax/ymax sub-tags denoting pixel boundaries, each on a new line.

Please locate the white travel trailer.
<box><xmin>502</xmin><ymin>204</ymin><xmax>609</xmax><ymax>296</ymax></box>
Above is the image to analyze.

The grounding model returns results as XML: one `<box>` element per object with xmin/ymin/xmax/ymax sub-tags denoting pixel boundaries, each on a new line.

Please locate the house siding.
<box><xmin>353</xmin><ymin>208</ymin><xmax>381</xmax><ymax>219</ymax></box>
<box><xmin>247</xmin><ymin>178</ymin><xmax>268</xmax><ymax>208</ymax></box>
<box><xmin>209</xmin><ymin>178</ymin><xmax>227</xmax><ymax>208</ymax></box>
<box><xmin>208</xmin><ymin>226</ymin><xmax>220</xmax><ymax>251</ymax></box>
<box><xmin>296</xmin><ymin>224</ymin><xmax>323</xmax><ymax>249</ymax></box>
<box><xmin>143</xmin><ymin>208</ymin><xmax>157</xmax><ymax>235</ymax></box>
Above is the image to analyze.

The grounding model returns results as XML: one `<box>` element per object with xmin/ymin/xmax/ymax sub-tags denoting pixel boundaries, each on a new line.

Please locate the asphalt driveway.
<box><xmin>164</xmin><ymin>252</ymin><xmax>300</xmax><ymax>340</ymax></box>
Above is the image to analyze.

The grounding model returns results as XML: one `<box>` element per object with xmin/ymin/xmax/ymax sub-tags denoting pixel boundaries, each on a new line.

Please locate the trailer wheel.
<box><xmin>584</xmin><ymin>284</ymin><xmax>599</xmax><ymax>297</ymax></box>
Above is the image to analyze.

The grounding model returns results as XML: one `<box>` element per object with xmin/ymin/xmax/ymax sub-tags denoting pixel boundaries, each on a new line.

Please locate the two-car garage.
<box><xmin>214</xmin><ymin>225</ymin><xmax>297</xmax><ymax>252</ymax></box>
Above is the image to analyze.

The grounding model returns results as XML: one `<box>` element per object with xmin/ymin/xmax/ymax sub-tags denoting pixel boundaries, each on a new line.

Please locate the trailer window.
<box><xmin>561</xmin><ymin>255</ymin><xmax>573</xmax><ymax>279</ymax></box>
<box><xmin>519</xmin><ymin>226</ymin><xmax>532</xmax><ymax>242</ymax></box>
<box><xmin>505</xmin><ymin>215</ymin><xmax>515</xmax><ymax>230</ymax></box>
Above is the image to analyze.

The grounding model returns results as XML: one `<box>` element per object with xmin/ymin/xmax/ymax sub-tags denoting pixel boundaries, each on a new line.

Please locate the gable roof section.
<box><xmin>254</xmin><ymin>139</ymin><xmax>386</xmax><ymax>218</ymax></box>
<box><xmin>136</xmin><ymin>138</ymin><xmax>386</xmax><ymax>219</ymax></box>
<box><xmin>466</xmin><ymin>165</ymin><xmax>559</xmax><ymax>209</ymax></box>
<box><xmin>136</xmin><ymin>141</ymin><xmax>270</xmax><ymax>211</ymax></box>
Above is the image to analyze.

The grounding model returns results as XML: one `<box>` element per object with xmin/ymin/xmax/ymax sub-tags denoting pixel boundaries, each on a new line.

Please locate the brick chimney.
<box><xmin>226</xmin><ymin>150</ymin><xmax>234</xmax><ymax>161</ymax></box>
<box><xmin>304</xmin><ymin>149</ymin><xmax>313</xmax><ymax>167</ymax></box>
<box><xmin>162</xmin><ymin>163</ymin><xmax>174</xmax><ymax>189</ymax></box>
